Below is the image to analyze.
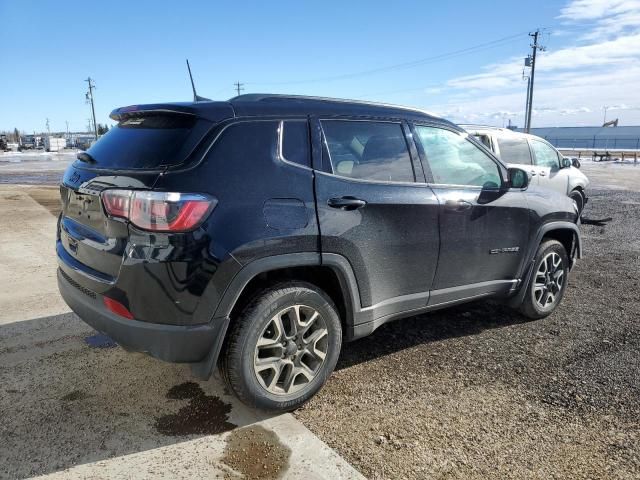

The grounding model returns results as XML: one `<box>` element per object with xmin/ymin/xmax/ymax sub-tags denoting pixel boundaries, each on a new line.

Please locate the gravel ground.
<box><xmin>295</xmin><ymin>187</ymin><xmax>640</xmax><ymax>479</ymax></box>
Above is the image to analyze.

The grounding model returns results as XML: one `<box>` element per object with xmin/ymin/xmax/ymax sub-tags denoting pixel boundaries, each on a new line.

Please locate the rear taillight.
<box><xmin>101</xmin><ymin>190</ymin><xmax>216</xmax><ymax>232</ymax></box>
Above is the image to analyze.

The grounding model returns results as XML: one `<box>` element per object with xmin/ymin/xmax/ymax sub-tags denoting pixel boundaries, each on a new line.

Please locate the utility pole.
<box><xmin>525</xmin><ymin>30</ymin><xmax>543</xmax><ymax>133</ymax></box>
<box><xmin>603</xmin><ymin>106</ymin><xmax>609</xmax><ymax>124</ymax></box>
<box><xmin>85</xmin><ymin>77</ymin><xmax>98</xmax><ymax>140</ymax></box>
<box><xmin>522</xmin><ymin>63</ymin><xmax>531</xmax><ymax>130</ymax></box>
<box><xmin>234</xmin><ymin>81</ymin><xmax>244</xmax><ymax>96</ymax></box>
<box><xmin>46</xmin><ymin>118</ymin><xmax>50</xmax><ymax>136</ymax></box>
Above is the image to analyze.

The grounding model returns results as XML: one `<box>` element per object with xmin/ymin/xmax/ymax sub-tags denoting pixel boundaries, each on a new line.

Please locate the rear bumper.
<box><xmin>57</xmin><ymin>268</ymin><xmax>223</xmax><ymax>363</ymax></box>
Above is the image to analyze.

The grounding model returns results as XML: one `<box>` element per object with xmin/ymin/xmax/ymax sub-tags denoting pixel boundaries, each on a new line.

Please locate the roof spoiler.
<box><xmin>110</xmin><ymin>105</ymin><xmax>197</xmax><ymax>122</ymax></box>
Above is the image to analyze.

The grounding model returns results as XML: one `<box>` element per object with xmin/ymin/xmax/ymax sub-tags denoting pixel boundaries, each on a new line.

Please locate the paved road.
<box><xmin>0</xmin><ymin>185</ymin><xmax>364</xmax><ymax>480</ymax></box>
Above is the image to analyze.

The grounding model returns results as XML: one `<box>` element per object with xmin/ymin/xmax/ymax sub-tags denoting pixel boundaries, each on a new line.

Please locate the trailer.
<box><xmin>44</xmin><ymin>136</ymin><xmax>67</xmax><ymax>152</ymax></box>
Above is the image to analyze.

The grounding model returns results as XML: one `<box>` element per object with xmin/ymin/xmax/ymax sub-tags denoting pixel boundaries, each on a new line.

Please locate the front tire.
<box><xmin>570</xmin><ymin>189</ymin><xmax>585</xmax><ymax>216</ymax></box>
<box><xmin>220</xmin><ymin>282</ymin><xmax>342</xmax><ymax>411</ymax></box>
<box><xmin>518</xmin><ymin>239</ymin><xmax>569</xmax><ymax>320</ymax></box>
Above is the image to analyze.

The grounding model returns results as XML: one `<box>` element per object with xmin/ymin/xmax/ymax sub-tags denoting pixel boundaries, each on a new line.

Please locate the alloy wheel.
<box><xmin>533</xmin><ymin>252</ymin><xmax>565</xmax><ymax>309</ymax></box>
<box><xmin>253</xmin><ymin>305</ymin><xmax>329</xmax><ymax>395</ymax></box>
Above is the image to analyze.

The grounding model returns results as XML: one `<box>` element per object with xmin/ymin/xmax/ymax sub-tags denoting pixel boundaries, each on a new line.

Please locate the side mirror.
<box><xmin>508</xmin><ymin>167</ymin><xmax>529</xmax><ymax>189</ymax></box>
<box><xmin>561</xmin><ymin>157</ymin><xmax>573</xmax><ymax>168</ymax></box>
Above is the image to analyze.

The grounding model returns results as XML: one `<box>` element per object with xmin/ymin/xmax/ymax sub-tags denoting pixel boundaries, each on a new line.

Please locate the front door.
<box><xmin>314</xmin><ymin>118</ymin><xmax>440</xmax><ymax>317</ymax></box>
<box><xmin>529</xmin><ymin>138</ymin><xmax>570</xmax><ymax>195</ymax></box>
<box><xmin>412</xmin><ymin>124</ymin><xmax>531</xmax><ymax>306</ymax></box>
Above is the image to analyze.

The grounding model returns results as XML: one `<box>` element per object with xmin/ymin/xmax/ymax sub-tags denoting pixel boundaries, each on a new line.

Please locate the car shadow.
<box><xmin>337</xmin><ymin>301</ymin><xmax>532</xmax><ymax>370</ymax></box>
<box><xmin>0</xmin><ymin>312</ymin><xmax>271</xmax><ymax>479</ymax></box>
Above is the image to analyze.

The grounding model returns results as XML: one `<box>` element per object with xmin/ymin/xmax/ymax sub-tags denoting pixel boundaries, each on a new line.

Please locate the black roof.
<box><xmin>227</xmin><ymin>93</ymin><xmax>444</xmax><ymax>122</ymax></box>
<box><xmin>112</xmin><ymin>94</ymin><xmax>449</xmax><ymax>125</ymax></box>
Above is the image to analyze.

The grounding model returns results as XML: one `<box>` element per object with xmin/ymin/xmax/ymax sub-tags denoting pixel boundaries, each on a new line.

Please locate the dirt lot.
<box><xmin>1</xmin><ymin>162</ymin><xmax>638</xmax><ymax>479</ymax></box>
<box><xmin>295</xmin><ymin>163</ymin><xmax>640</xmax><ymax>479</ymax></box>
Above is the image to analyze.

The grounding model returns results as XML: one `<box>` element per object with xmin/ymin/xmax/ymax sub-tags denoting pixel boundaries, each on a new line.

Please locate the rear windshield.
<box><xmin>77</xmin><ymin>114</ymin><xmax>212</xmax><ymax>170</ymax></box>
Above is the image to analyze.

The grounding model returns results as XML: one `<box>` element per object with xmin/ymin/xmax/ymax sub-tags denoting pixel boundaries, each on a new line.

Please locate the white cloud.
<box><xmin>559</xmin><ymin>0</ymin><xmax>640</xmax><ymax>40</ymax></box>
<box><xmin>425</xmin><ymin>0</ymin><xmax>640</xmax><ymax>127</ymax></box>
<box><xmin>558</xmin><ymin>0</ymin><xmax>640</xmax><ymax>21</ymax></box>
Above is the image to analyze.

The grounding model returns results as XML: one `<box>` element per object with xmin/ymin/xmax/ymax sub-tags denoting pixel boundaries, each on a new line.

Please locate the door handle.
<box><xmin>328</xmin><ymin>197</ymin><xmax>367</xmax><ymax>211</ymax></box>
<box><xmin>444</xmin><ymin>200</ymin><xmax>473</xmax><ymax>212</ymax></box>
<box><xmin>529</xmin><ymin>170</ymin><xmax>537</xmax><ymax>176</ymax></box>
<box><xmin>538</xmin><ymin>171</ymin><xmax>546</xmax><ymax>176</ymax></box>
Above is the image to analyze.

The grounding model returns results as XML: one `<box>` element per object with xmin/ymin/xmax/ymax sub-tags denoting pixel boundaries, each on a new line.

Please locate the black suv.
<box><xmin>57</xmin><ymin>94</ymin><xmax>581</xmax><ymax>411</ymax></box>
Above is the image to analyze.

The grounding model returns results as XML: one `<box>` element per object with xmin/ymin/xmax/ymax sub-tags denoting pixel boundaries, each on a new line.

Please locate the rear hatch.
<box><xmin>58</xmin><ymin>104</ymin><xmax>229</xmax><ymax>283</ymax></box>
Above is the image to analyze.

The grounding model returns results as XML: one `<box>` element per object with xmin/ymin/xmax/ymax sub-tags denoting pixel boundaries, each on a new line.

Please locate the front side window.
<box><xmin>321</xmin><ymin>120</ymin><xmax>414</xmax><ymax>183</ymax></box>
<box><xmin>415</xmin><ymin>126</ymin><xmax>501</xmax><ymax>188</ymax></box>
<box><xmin>280</xmin><ymin>120</ymin><xmax>310</xmax><ymax>167</ymax></box>
<box><xmin>530</xmin><ymin>139</ymin><xmax>560</xmax><ymax>169</ymax></box>
<box><xmin>497</xmin><ymin>137</ymin><xmax>532</xmax><ymax>165</ymax></box>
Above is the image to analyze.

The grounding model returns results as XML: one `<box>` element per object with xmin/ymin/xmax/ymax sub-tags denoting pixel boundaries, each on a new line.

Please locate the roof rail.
<box><xmin>229</xmin><ymin>93</ymin><xmax>439</xmax><ymax>118</ymax></box>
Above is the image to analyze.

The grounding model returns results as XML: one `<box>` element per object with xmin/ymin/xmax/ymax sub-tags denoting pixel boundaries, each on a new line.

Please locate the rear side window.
<box><xmin>280</xmin><ymin>121</ymin><xmax>310</xmax><ymax>167</ymax></box>
<box><xmin>206</xmin><ymin>120</ymin><xmax>279</xmax><ymax>166</ymax></box>
<box><xmin>497</xmin><ymin>137</ymin><xmax>532</xmax><ymax>165</ymax></box>
<box><xmin>80</xmin><ymin>114</ymin><xmax>211</xmax><ymax>169</ymax></box>
<box><xmin>321</xmin><ymin>120</ymin><xmax>414</xmax><ymax>183</ymax></box>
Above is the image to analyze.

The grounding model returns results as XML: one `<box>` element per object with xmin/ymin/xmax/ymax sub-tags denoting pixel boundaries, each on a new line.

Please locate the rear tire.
<box><xmin>518</xmin><ymin>239</ymin><xmax>569</xmax><ymax>320</ymax></box>
<box><xmin>220</xmin><ymin>282</ymin><xmax>342</xmax><ymax>411</ymax></box>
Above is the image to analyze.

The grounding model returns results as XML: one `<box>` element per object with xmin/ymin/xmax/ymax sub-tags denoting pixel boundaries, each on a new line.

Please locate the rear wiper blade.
<box><xmin>76</xmin><ymin>152</ymin><xmax>96</xmax><ymax>164</ymax></box>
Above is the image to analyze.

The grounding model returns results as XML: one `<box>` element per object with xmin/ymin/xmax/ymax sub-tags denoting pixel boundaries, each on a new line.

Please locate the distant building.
<box><xmin>520</xmin><ymin>126</ymin><xmax>640</xmax><ymax>150</ymax></box>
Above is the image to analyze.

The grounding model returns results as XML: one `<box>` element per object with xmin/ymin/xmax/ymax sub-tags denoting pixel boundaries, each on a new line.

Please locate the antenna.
<box><xmin>186</xmin><ymin>59</ymin><xmax>211</xmax><ymax>103</ymax></box>
<box><xmin>186</xmin><ymin>59</ymin><xmax>197</xmax><ymax>102</ymax></box>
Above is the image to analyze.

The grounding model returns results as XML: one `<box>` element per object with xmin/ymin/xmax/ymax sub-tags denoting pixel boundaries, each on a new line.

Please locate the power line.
<box><xmin>248</xmin><ymin>31</ymin><xmax>529</xmax><ymax>87</ymax></box>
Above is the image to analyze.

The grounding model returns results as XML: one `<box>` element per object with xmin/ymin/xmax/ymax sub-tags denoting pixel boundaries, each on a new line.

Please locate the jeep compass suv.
<box><xmin>57</xmin><ymin>94</ymin><xmax>582</xmax><ymax>411</ymax></box>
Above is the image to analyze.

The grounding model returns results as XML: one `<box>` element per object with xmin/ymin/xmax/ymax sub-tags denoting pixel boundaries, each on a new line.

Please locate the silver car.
<box><xmin>461</xmin><ymin>125</ymin><xmax>590</xmax><ymax>213</ymax></box>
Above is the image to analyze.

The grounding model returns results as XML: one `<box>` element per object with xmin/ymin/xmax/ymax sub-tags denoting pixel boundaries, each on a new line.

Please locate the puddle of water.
<box><xmin>156</xmin><ymin>382</ymin><xmax>236</xmax><ymax>436</ymax></box>
<box><xmin>84</xmin><ymin>334</ymin><xmax>118</xmax><ymax>348</ymax></box>
<box><xmin>222</xmin><ymin>425</ymin><xmax>291</xmax><ymax>480</ymax></box>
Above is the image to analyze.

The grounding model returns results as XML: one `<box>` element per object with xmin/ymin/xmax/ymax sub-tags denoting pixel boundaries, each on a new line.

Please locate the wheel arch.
<box><xmin>509</xmin><ymin>221</ymin><xmax>582</xmax><ymax>309</ymax></box>
<box><xmin>192</xmin><ymin>253</ymin><xmax>360</xmax><ymax>380</ymax></box>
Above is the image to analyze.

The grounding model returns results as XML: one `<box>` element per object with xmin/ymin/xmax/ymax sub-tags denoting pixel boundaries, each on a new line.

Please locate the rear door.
<box><xmin>314</xmin><ymin>118</ymin><xmax>440</xmax><ymax>315</ymax></box>
<box><xmin>58</xmin><ymin>111</ymin><xmax>213</xmax><ymax>283</ymax></box>
<box><xmin>412</xmin><ymin>124</ymin><xmax>531</xmax><ymax>305</ymax></box>
<box><xmin>495</xmin><ymin>135</ymin><xmax>535</xmax><ymax>182</ymax></box>
<box><xmin>529</xmin><ymin>138</ymin><xmax>570</xmax><ymax>195</ymax></box>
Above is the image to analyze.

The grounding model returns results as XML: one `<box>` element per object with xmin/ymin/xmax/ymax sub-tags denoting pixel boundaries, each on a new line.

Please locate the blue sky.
<box><xmin>1</xmin><ymin>0</ymin><xmax>639</xmax><ymax>132</ymax></box>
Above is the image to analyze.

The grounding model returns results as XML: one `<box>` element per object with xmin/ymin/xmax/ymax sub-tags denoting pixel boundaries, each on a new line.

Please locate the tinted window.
<box><xmin>80</xmin><ymin>114</ymin><xmax>211</xmax><ymax>169</ymax></box>
<box><xmin>415</xmin><ymin>126</ymin><xmax>501</xmax><ymax>188</ymax></box>
<box><xmin>321</xmin><ymin>120</ymin><xmax>414</xmax><ymax>182</ymax></box>
<box><xmin>207</xmin><ymin>121</ymin><xmax>278</xmax><ymax>166</ymax></box>
<box><xmin>281</xmin><ymin>121</ymin><xmax>310</xmax><ymax>167</ymax></box>
<box><xmin>530</xmin><ymin>139</ymin><xmax>560</xmax><ymax>168</ymax></box>
<box><xmin>497</xmin><ymin>137</ymin><xmax>532</xmax><ymax>165</ymax></box>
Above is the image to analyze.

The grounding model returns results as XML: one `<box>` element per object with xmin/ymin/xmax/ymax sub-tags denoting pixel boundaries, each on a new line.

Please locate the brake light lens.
<box><xmin>101</xmin><ymin>190</ymin><xmax>216</xmax><ymax>232</ymax></box>
<box><xmin>101</xmin><ymin>190</ymin><xmax>131</xmax><ymax>218</ymax></box>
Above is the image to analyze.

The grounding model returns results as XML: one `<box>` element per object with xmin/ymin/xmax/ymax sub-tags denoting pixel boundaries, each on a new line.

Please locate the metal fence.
<box><xmin>543</xmin><ymin>137</ymin><xmax>640</xmax><ymax>150</ymax></box>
